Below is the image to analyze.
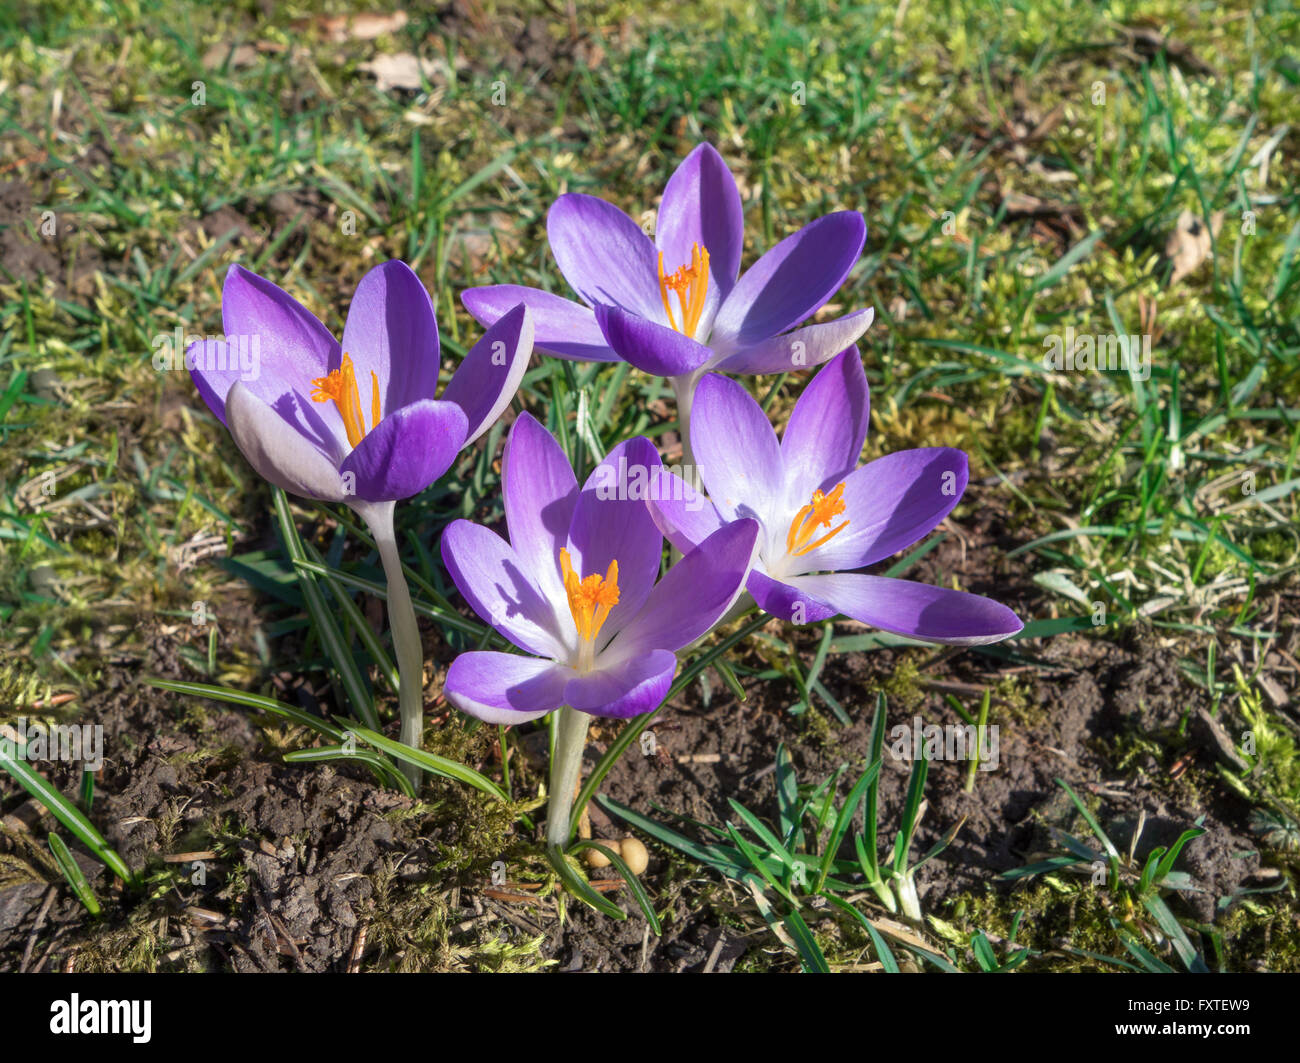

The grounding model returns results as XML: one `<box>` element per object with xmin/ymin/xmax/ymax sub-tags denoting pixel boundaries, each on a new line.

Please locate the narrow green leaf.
<box><xmin>48</xmin><ymin>833</ymin><xmax>100</xmax><ymax>916</ymax></box>
<box><xmin>147</xmin><ymin>677</ymin><xmax>347</xmax><ymax>740</ymax></box>
<box><xmin>349</xmin><ymin>726</ymin><xmax>508</xmax><ymax>802</ymax></box>
<box><xmin>273</xmin><ymin>489</ymin><xmax>379</xmax><ymax>730</ymax></box>
<box><xmin>783</xmin><ymin>907</ymin><xmax>830</xmax><ymax>973</ymax></box>
<box><xmin>0</xmin><ymin>747</ymin><xmax>135</xmax><ymax>887</ymax></box>
<box><xmin>546</xmin><ymin>844</ymin><xmax>625</xmax><ymax>920</ymax></box>
<box><xmin>569</xmin><ymin>841</ymin><xmax>661</xmax><ymax>935</ymax></box>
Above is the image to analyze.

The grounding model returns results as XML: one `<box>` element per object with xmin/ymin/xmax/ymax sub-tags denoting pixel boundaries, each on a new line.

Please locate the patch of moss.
<box><xmin>873</xmin><ymin>653</ymin><xmax>927</xmax><ymax>710</ymax></box>
<box><xmin>1215</xmin><ymin>901</ymin><xmax>1300</xmax><ymax>973</ymax></box>
<box><xmin>993</xmin><ymin>674</ymin><xmax>1041</xmax><ymax>728</ymax></box>
<box><xmin>74</xmin><ymin>911</ymin><xmax>169</xmax><ymax>973</ymax></box>
<box><xmin>946</xmin><ymin>883</ymin><xmax>1139</xmax><ymax>971</ymax></box>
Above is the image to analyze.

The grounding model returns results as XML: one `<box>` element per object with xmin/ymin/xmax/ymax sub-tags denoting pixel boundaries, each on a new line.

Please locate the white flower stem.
<box><xmin>895</xmin><ymin>872</ymin><xmax>923</xmax><ymax>922</ymax></box>
<box><xmin>668</xmin><ymin>372</ymin><xmax>703</xmax><ymax>566</ymax></box>
<box><xmin>546</xmin><ymin>706</ymin><xmax>591</xmax><ymax>848</ymax></box>
<box><xmin>669</xmin><ymin>372</ymin><xmax>700</xmax><ymax>471</ymax></box>
<box><xmin>366</xmin><ymin>502</ymin><xmax>424</xmax><ymax>791</ymax></box>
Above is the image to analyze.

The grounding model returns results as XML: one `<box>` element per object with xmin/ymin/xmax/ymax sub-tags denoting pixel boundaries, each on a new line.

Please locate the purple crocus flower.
<box><xmin>648</xmin><ymin>348</ymin><xmax>1023</xmax><ymax>645</ymax></box>
<box><xmin>187</xmin><ymin>261</ymin><xmax>534</xmax><ymax>782</ymax></box>
<box><xmin>188</xmin><ymin>261</ymin><xmax>533</xmax><ymax>508</ymax></box>
<box><xmin>439</xmin><ymin>412</ymin><xmax>760</xmax><ymax>723</ymax></box>
<box><xmin>461</xmin><ymin>143</ymin><xmax>874</xmax><ymax>386</ymax></box>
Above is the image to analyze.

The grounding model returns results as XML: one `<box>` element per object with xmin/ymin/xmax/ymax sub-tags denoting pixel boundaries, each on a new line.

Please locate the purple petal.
<box><xmin>224</xmin><ymin>382</ymin><xmax>350</xmax><ymax>503</ymax></box>
<box><xmin>444</xmin><ymin>652</ymin><xmax>568</xmax><ymax>725</ymax></box>
<box><xmin>547</xmin><ymin>193</ymin><xmax>662</xmax><ymax>321</ymax></box>
<box><xmin>795</xmin><ymin>448</ymin><xmax>968</xmax><ymax>574</ymax></box>
<box><xmin>340</xmin><ymin>260</ymin><xmax>440</xmax><ymax>415</ymax></box>
<box><xmin>339</xmin><ymin>400</ymin><xmax>468</xmax><ymax>503</ymax></box>
<box><xmin>564</xmin><ymin>648</ymin><xmax>676</xmax><ymax>719</ymax></box>
<box><xmin>503</xmin><ymin>412</ymin><xmax>580</xmax><ymax>610</ymax></box>
<box><xmin>786</xmin><ymin>573</ymin><xmax>1023</xmax><ymax>644</ymax></box>
<box><xmin>462</xmin><ymin>285</ymin><xmax>619</xmax><ymax>362</ymax></box>
<box><xmin>610</xmin><ymin>520</ymin><xmax>758</xmax><ymax>655</ymax></box>
<box><xmin>691</xmin><ymin>373</ymin><xmax>785</xmax><ymax>526</ymax></box>
<box><xmin>657</xmin><ymin>143</ymin><xmax>744</xmax><ymax>324</ymax></box>
<box><xmin>440</xmin><ymin>519</ymin><xmax>568</xmax><ymax>658</ymax></box>
<box><xmin>747</xmin><ymin>569</ymin><xmax>838</xmax><ymax>624</ymax></box>
<box><xmin>594</xmin><ymin>304</ymin><xmax>712</xmax><ymax>376</ymax></box>
<box><xmin>713</xmin><ymin>308</ymin><xmax>874</xmax><ymax>375</ymax></box>
<box><xmin>442</xmin><ymin>304</ymin><xmax>532</xmax><ymax>445</ymax></box>
<box><xmin>646</xmin><ymin>471</ymin><xmax>726</xmax><ymax>554</ymax></box>
<box><xmin>780</xmin><ymin>347</ymin><xmax>869</xmax><ymax>499</ymax></box>
<box><xmin>710</xmin><ymin>212</ymin><xmax>866</xmax><ymax>346</ymax></box>
<box><xmin>566</xmin><ymin>436</ymin><xmax>666</xmax><ymax>638</ymax></box>
<box><xmin>192</xmin><ymin>265</ymin><xmax>341</xmax><ymax>436</ymax></box>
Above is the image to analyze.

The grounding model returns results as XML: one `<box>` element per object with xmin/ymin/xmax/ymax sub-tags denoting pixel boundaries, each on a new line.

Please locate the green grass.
<box><xmin>1</xmin><ymin>0</ymin><xmax>1298</xmax><ymax>970</ymax></box>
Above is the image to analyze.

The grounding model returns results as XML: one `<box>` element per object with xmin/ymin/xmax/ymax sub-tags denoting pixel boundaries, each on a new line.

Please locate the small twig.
<box><xmin>20</xmin><ymin>886</ymin><xmax>58</xmax><ymax>973</ymax></box>
<box><xmin>346</xmin><ymin>922</ymin><xmax>368</xmax><ymax>973</ymax></box>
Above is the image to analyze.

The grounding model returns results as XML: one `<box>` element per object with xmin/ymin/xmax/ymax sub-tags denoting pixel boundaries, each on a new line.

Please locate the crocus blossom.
<box><xmin>189</xmin><ymin>261</ymin><xmax>533</xmax><ymax>509</ymax></box>
<box><xmin>439</xmin><ymin>412</ymin><xmax>760</xmax><ymax>724</ymax></box>
<box><xmin>461</xmin><ymin>143</ymin><xmax>874</xmax><ymax>382</ymax></box>
<box><xmin>648</xmin><ymin>348</ymin><xmax>1023</xmax><ymax>645</ymax></box>
<box><xmin>187</xmin><ymin>260</ymin><xmax>534</xmax><ymax>783</ymax></box>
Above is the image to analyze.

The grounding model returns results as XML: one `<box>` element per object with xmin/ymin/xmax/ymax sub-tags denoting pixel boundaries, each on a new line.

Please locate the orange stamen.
<box><xmin>785</xmin><ymin>482</ymin><xmax>850</xmax><ymax>557</ymax></box>
<box><xmin>310</xmin><ymin>353</ymin><xmax>382</xmax><ymax>449</ymax></box>
<box><xmin>657</xmin><ymin>242</ymin><xmax>710</xmax><ymax>337</ymax></box>
<box><xmin>559</xmin><ymin>548</ymin><xmax>620</xmax><ymax>645</ymax></box>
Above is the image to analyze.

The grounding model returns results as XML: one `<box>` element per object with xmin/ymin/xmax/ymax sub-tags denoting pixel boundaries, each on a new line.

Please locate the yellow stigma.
<box><xmin>786</xmin><ymin>482</ymin><xmax>850</xmax><ymax>557</ymax></box>
<box><xmin>559</xmin><ymin>547</ymin><xmax>620</xmax><ymax>646</ymax></box>
<box><xmin>310</xmin><ymin>353</ymin><xmax>381</xmax><ymax>449</ymax></box>
<box><xmin>658</xmin><ymin>242</ymin><xmax>710</xmax><ymax>337</ymax></box>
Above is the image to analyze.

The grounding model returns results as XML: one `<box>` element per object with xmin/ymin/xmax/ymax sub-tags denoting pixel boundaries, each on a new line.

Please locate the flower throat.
<box><xmin>658</xmin><ymin>242</ymin><xmax>710</xmax><ymax>338</ymax></box>
<box><xmin>311</xmin><ymin>353</ymin><xmax>381</xmax><ymax>448</ymax></box>
<box><xmin>560</xmin><ymin>548</ymin><xmax>620</xmax><ymax>672</ymax></box>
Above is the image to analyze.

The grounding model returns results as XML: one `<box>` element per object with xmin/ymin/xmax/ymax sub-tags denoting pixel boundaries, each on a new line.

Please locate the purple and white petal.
<box><xmin>442</xmin><ymin>304</ymin><xmax>533</xmax><ymax>445</ymax></box>
<box><xmin>691</xmin><ymin>373</ymin><xmax>785</xmax><ymax>526</ymax></box>
<box><xmin>646</xmin><ymin>471</ymin><xmax>726</xmax><ymax>554</ymax></box>
<box><xmin>656</xmin><ymin>142</ymin><xmax>744</xmax><ymax>330</ymax></box>
<box><xmin>786</xmin><ymin>573</ymin><xmax>1023</xmax><ymax>645</ymax></box>
<box><xmin>607</xmin><ymin>520</ymin><xmax>758</xmax><ymax>656</ymax></box>
<box><xmin>565</xmin><ymin>436</ymin><xmax>666</xmax><ymax>639</ymax></box>
<box><xmin>710</xmin><ymin>212</ymin><xmax>866</xmax><ymax>347</ymax></box>
<box><xmin>713</xmin><ymin>307</ymin><xmax>874</xmax><ymax>376</ymax></box>
<box><xmin>440</xmin><ymin>519</ymin><xmax>568</xmax><ymax>658</ymax></box>
<box><xmin>594</xmin><ymin>304</ymin><xmax>712</xmax><ymax>376</ymax></box>
<box><xmin>779</xmin><ymin>346</ymin><xmax>870</xmax><ymax>500</ymax></box>
<box><xmin>224</xmin><ymin>382</ymin><xmax>350</xmax><ymax>504</ymax></box>
<box><xmin>192</xmin><ymin>266</ymin><xmax>342</xmax><ymax>441</ymax></box>
<box><xmin>502</xmin><ymin>412</ymin><xmax>580</xmax><ymax>611</ymax></box>
<box><xmin>339</xmin><ymin>260</ymin><xmax>441</xmax><ymax>414</ymax></box>
<box><xmin>462</xmin><ymin>285</ymin><xmax>619</xmax><ymax>362</ymax></box>
<box><xmin>547</xmin><ymin>194</ymin><xmax>663</xmax><ymax>322</ymax></box>
<box><xmin>339</xmin><ymin>399</ymin><xmax>468</xmax><ymax>503</ymax></box>
<box><xmin>793</xmin><ymin>448</ymin><xmax>967</xmax><ymax>574</ymax></box>
<box><xmin>444</xmin><ymin>652</ymin><xmax>568</xmax><ymax>725</ymax></box>
<box><xmin>747</xmin><ymin>569</ymin><xmax>838</xmax><ymax>624</ymax></box>
<box><xmin>563</xmin><ymin>648</ymin><xmax>677</xmax><ymax>719</ymax></box>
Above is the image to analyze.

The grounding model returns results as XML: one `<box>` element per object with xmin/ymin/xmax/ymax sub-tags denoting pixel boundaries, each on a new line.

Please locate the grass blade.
<box><xmin>48</xmin><ymin>833</ymin><xmax>101</xmax><ymax>916</ymax></box>
<box><xmin>0</xmin><ymin>746</ymin><xmax>136</xmax><ymax>887</ymax></box>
